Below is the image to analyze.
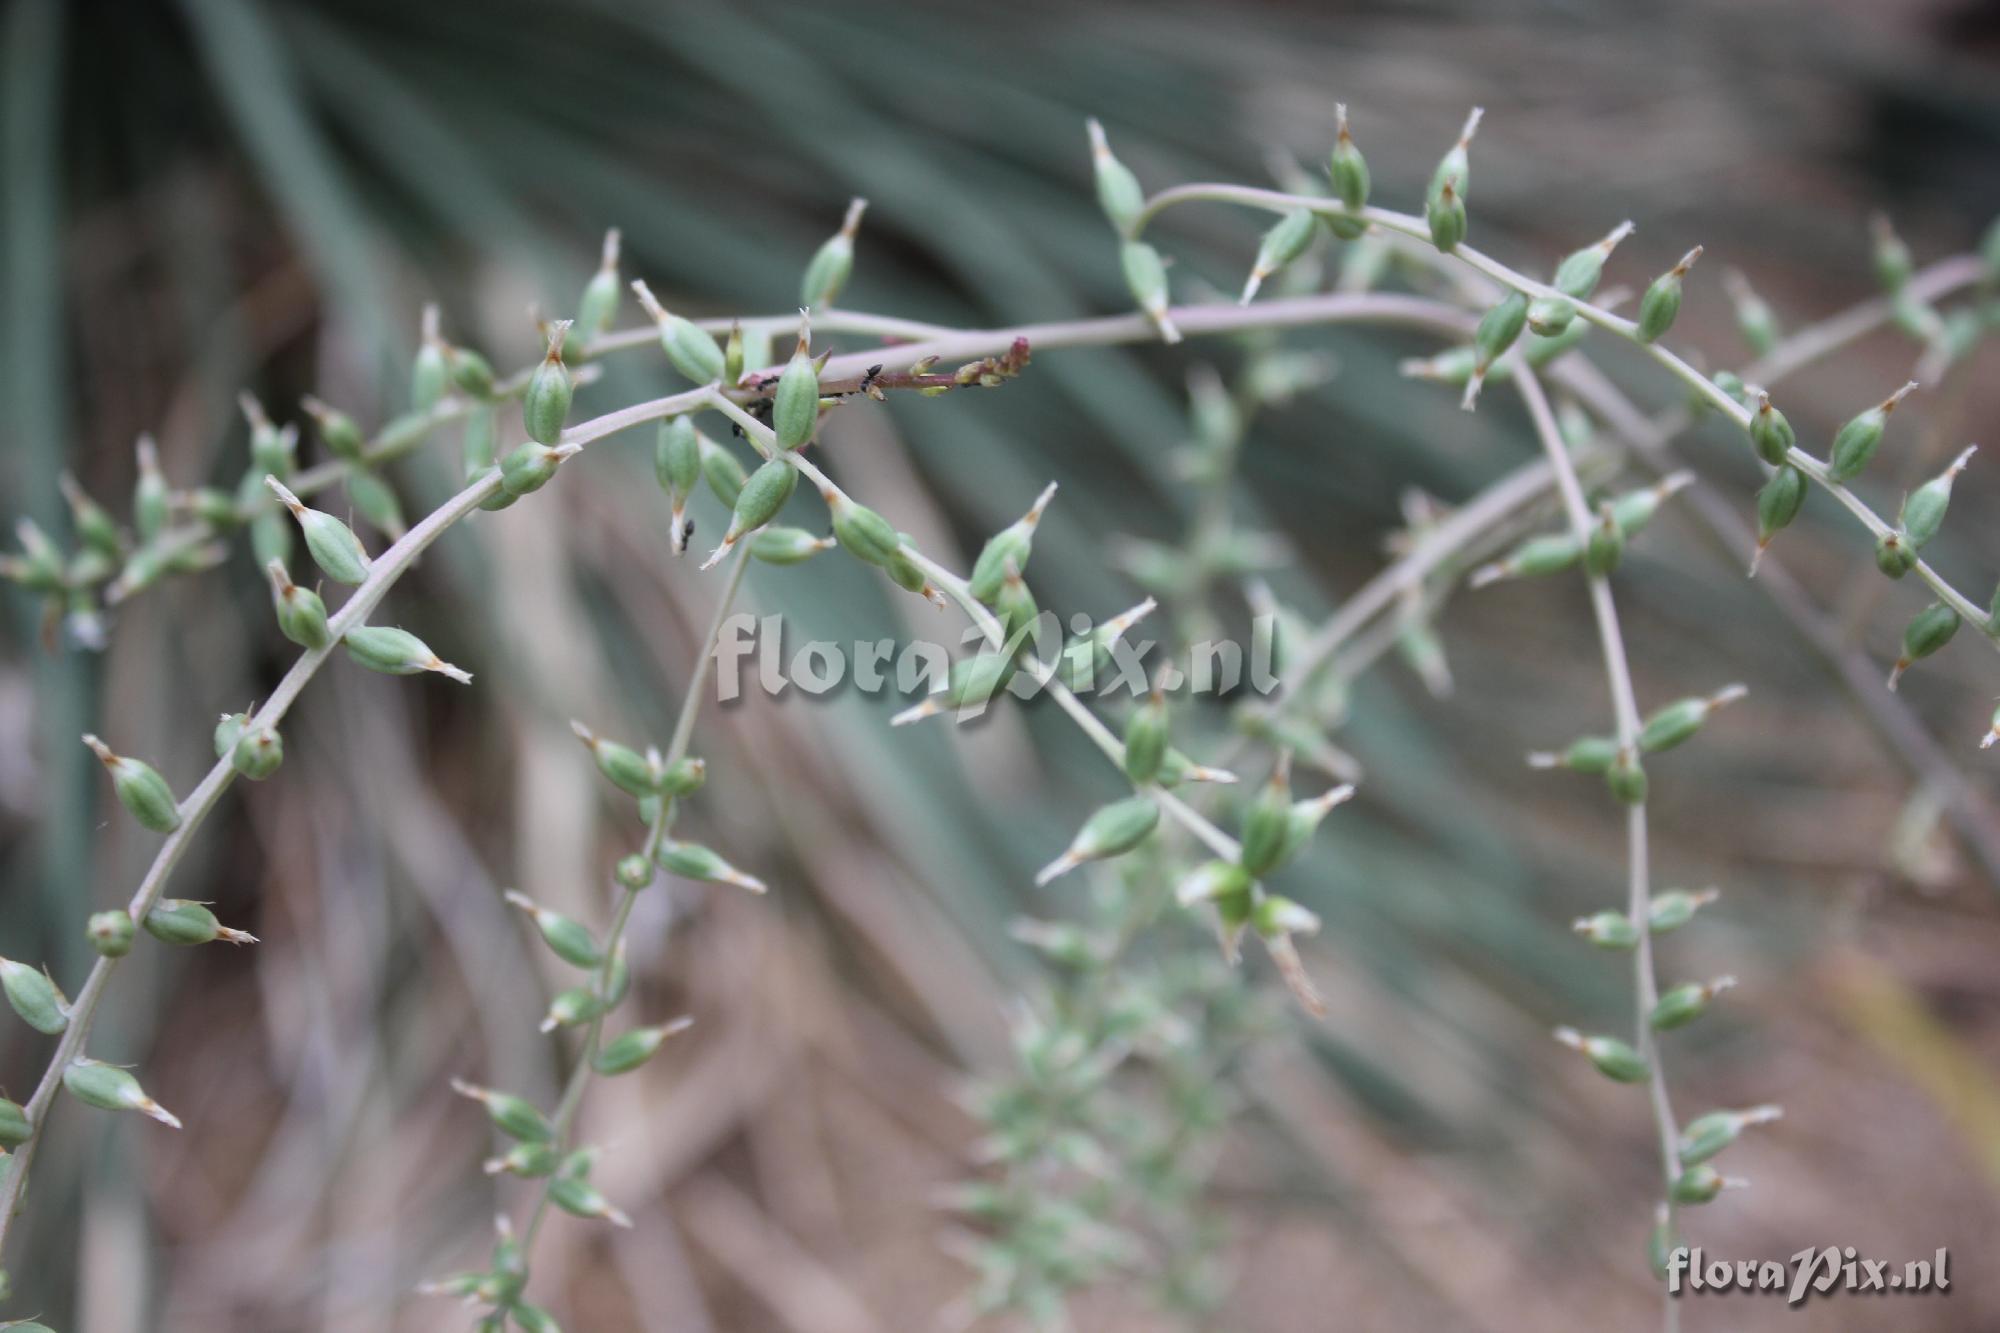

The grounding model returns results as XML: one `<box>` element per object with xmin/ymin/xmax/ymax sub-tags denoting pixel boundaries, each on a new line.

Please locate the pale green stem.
<box><xmin>1514</xmin><ymin>365</ymin><xmax>1682</xmax><ymax>1333</ymax></box>
<box><xmin>1132</xmin><ymin>182</ymin><xmax>1993</xmax><ymax>637</ymax></box>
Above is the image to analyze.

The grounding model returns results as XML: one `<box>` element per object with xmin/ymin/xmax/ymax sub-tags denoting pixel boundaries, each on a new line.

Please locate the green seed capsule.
<box><xmin>462</xmin><ymin>405</ymin><xmax>497</xmax><ymax>482</ymax></box>
<box><xmin>1638</xmin><ymin>246</ymin><xmax>1702</xmax><ymax>343</ymax></box>
<box><xmin>1473</xmin><ymin>291</ymin><xmax>1529</xmax><ymax>371</ymax></box>
<box><xmin>1469</xmin><ymin>532</ymin><xmax>1580</xmax><ymax>587</ymax></box>
<box><xmin>241</xmin><ymin>394</ymin><xmax>296</xmax><ymax>477</ymax></box>
<box><xmin>575</xmin><ymin>228</ymin><xmax>622</xmax><ymax>346</ymax></box>
<box><xmin>892</xmin><ymin>650</ymin><xmax>1019</xmax><ymax>724</ymax></box>
<box><xmin>1651</xmin><ymin>976</ymin><xmax>1735</xmax><ymax>1031</ymax></box>
<box><xmin>1606</xmin><ymin>748</ymin><xmax>1648</xmax><ymax>805</ymax></box>
<box><xmin>705</xmin><ymin>458</ymin><xmax>798</xmax><ymax>568</ymax></box>
<box><xmin>1530</xmin><ymin>735</ymin><xmax>1618</xmax><ymax>774</ymax></box>
<box><xmin>1829</xmin><ymin>382</ymin><xmax>1917</xmax><ymax>482</ymax></box>
<box><xmin>1086</xmin><ymin>118</ymin><xmax>1144</xmax><ymax>235</ymax></box>
<box><xmin>133</xmin><ymin>435</ymin><xmax>170</xmax><ymax>543</ymax></box>
<box><xmin>993</xmin><ymin>566</ymin><xmax>1040</xmax><ymax>651</ymax></box>
<box><xmin>231</xmin><ymin>721</ymin><xmax>284</xmax><ymax>780</ymax></box>
<box><xmin>1</xmin><ymin>958</ymin><xmax>68</xmax><ymax>1035</ymax></box>
<box><xmin>1888</xmin><ymin>601</ymin><xmax>1961</xmax><ymax>690</ymax></box>
<box><xmin>1277</xmin><ymin>783</ymin><xmax>1353</xmax><ymax>864</ymax></box>
<box><xmin>1638</xmin><ymin>684</ymin><xmax>1746</xmax><ymax>752</ymax></box>
<box><xmin>750</xmin><ymin>525</ymin><xmax>832</xmax><ymax>565</ymax></box>
<box><xmin>1753</xmin><ymin>464</ymin><xmax>1807</xmax><ymax>569</ymax></box>
<box><xmin>64</xmin><ymin>1058</ymin><xmax>181</xmax><ymax>1127</ymax></box>
<box><xmin>698</xmin><ymin>433</ymin><xmax>749</xmax><ymax>512</ymax></box>
<box><xmin>1554</xmin><ymin>1027</ymin><xmax>1648</xmax><ymax>1083</ymax></box>
<box><xmin>82</xmin><ymin>734</ymin><xmax>181</xmax><ymax>833</ymax></box>
<box><xmin>1572</xmin><ymin>911</ymin><xmax>1640</xmax><ymax>950</ymax></box>
<box><xmin>542</xmin><ymin>985</ymin><xmax>606</xmax><ymax>1031</ymax></box>
<box><xmin>632</xmin><ymin>280</ymin><xmax>725</xmax><ymax>385</ymax></box>
<box><xmin>412</xmin><ymin>328</ymin><xmax>449</xmax><ymax>412</ymax></box>
<box><xmin>504</xmin><ymin>890</ymin><xmax>602</xmax><ymax>969</ymax></box>
<box><xmin>1237</xmin><ymin>755</ymin><xmax>1295</xmax><ymax>878</ymax></box>
<box><xmin>1241</xmin><ymin>208</ymin><xmax>1316</xmax><ymax>304</ymax></box>
<box><xmin>1584</xmin><ymin>505</ymin><xmax>1625</xmax><ymax>577</ymax></box>
<box><xmin>58</xmin><ymin>472</ymin><xmax>121</xmax><ymax>558</ymax></box>
<box><xmin>522</xmin><ymin>322</ymin><xmax>574</xmax><ymax>446</ymax></box>
<box><xmin>302</xmin><ymin>395</ymin><xmax>365</xmax><ymax>463</ymax></box>
<box><xmin>1526</xmin><ymin>294</ymin><xmax>1577</xmax><ymax>339</ymax></box>
<box><xmin>88</xmin><ymin>910</ymin><xmax>136</xmax><ymax>958</ymax></box>
<box><xmin>1611</xmin><ymin>472</ymin><xmax>1695</xmax><ymax>537</ymax></box>
<box><xmin>594</xmin><ymin>1017</ymin><xmax>693</xmax><ymax>1075</ymax></box>
<box><xmin>499</xmin><ymin>441</ymin><xmax>581</xmax><ymax>498</ymax></box>
<box><xmin>1875</xmin><ymin>532</ymin><xmax>1916</xmax><ymax>578</ymax></box>
<box><xmin>1747</xmin><ymin>393</ymin><xmax>1795</xmax><ymax>467</ymax></box>
<box><xmin>660</xmin><ymin>756</ymin><xmax>706</xmax><ymax>798</ymax></box>
<box><xmin>1176</xmin><ymin>859</ymin><xmax>1253</xmax><ymax>910</ymax></box>
<box><xmin>1648</xmin><ymin>887</ymin><xmax>1718</xmax><ymax>933</ymax></box>
<box><xmin>1325</xmin><ymin>104</ymin><xmax>1370</xmax><ymax>238</ymax></box>
<box><xmin>266</xmin><ymin>478</ymin><xmax>371</xmax><ymax>585</ymax></box>
<box><xmin>772</xmin><ymin>318</ymin><xmax>823</xmax><ymax>451</ymax></box>
<box><xmin>1120</xmin><ymin>240</ymin><xmax>1181</xmax><ymax>342</ymax></box>
<box><xmin>214</xmin><ymin>711</ymin><xmax>248</xmax><ymax>759</ymax></box>
<box><xmin>0</xmin><ymin>1098</ymin><xmax>30</xmax><ymax>1147</ymax></box>
<box><xmin>144</xmin><ymin>899</ymin><xmax>256</xmax><ymax>946</ymax></box>
<box><xmin>1669</xmin><ymin>1164</ymin><xmax>1739</xmax><ymax>1206</ymax></box>
<box><xmin>969</xmin><ymin>482</ymin><xmax>1057</xmax><ymax>603</ymax></box>
<box><xmin>656</xmin><ymin>840</ymin><xmax>767</xmax><ymax>893</ymax></box>
<box><xmin>1424</xmin><ymin>107</ymin><xmax>1482</xmax><ymax>253</ymax></box>
<box><xmin>570</xmin><ymin>721</ymin><xmax>660</xmax><ymax>798</ymax></box>
<box><xmin>1900</xmin><ymin>445</ymin><xmax>1976</xmax><ymax>550</ymax></box>
<box><xmin>1035</xmin><ymin>795</ymin><xmax>1161</xmax><ymax>886</ymax></box>
<box><xmin>343</xmin><ymin>626</ymin><xmax>473</xmax><ymax>683</ymax></box>
<box><xmin>1122</xmin><ymin>689</ymin><xmax>1169</xmax><ymax>785</ymax></box>
<box><xmin>1678</xmin><ymin>1104</ymin><xmax>1781</xmax><ymax>1167</ymax></box>
<box><xmin>1723</xmin><ymin>268</ymin><xmax>1778</xmax><ymax>356</ymax></box>
<box><xmin>1870</xmin><ymin>213</ymin><xmax>1912</xmax><ymax>293</ymax></box>
<box><xmin>1252</xmin><ymin>895</ymin><xmax>1321</xmax><ymax>942</ymax></box>
<box><xmin>802</xmin><ymin>198</ymin><xmax>866</xmax><ymax>309</ymax></box>
<box><xmin>2</xmin><ymin>518</ymin><xmax>65</xmax><ymax>591</ymax></box>
<box><xmin>549</xmin><ymin>1176</ymin><xmax>631</xmax><ymax>1227</ymax></box>
<box><xmin>1426</xmin><ymin>177</ymin><xmax>1466</xmax><ymax>253</ymax></box>
<box><xmin>485</xmin><ymin>1141</ymin><xmax>562</xmax><ymax>1178</ymax></box>
<box><xmin>250</xmin><ymin>509</ymin><xmax>292</xmax><ymax>568</ymax></box>
<box><xmin>265</xmin><ymin>559</ymin><xmax>331</xmax><ymax>650</ymax></box>
<box><xmin>823</xmin><ymin>487</ymin><xmax>901</xmax><ymax>569</ymax></box>
<box><xmin>446</xmin><ymin>344</ymin><xmax>497</xmax><ymax>400</ymax></box>
<box><xmin>656</xmin><ymin>417</ymin><xmax>701</xmax><ymax>543</ymax></box>
<box><xmin>450</xmin><ymin>1079</ymin><xmax>552</xmax><ymax>1141</ymax></box>
<box><xmin>615</xmin><ymin>854</ymin><xmax>653</xmax><ymax>890</ymax></box>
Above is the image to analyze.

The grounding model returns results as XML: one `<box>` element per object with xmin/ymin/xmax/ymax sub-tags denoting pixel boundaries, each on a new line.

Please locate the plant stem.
<box><xmin>1131</xmin><ymin>182</ymin><xmax>1994</xmax><ymax>637</ymax></box>
<box><xmin>515</xmin><ymin>541</ymin><xmax>754</xmax><ymax>1257</ymax></box>
<box><xmin>0</xmin><ymin>386</ymin><xmax>712</xmax><ymax>1270</ymax></box>
<box><xmin>1514</xmin><ymin>365</ymin><xmax>1682</xmax><ymax>1332</ymax></box>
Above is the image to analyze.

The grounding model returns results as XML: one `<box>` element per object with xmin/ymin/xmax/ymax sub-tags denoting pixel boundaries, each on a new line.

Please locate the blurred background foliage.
<box><xmin>3</xmin><ymin>0</ymin><xmax>2000</xmax><ymax>1328</ymax></box>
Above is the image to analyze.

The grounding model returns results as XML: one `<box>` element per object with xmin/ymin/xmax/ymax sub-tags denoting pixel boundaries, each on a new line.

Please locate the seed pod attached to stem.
<box><xmin>1828</xmin><ymin>381</ymin><xmax>1918</xmax><ymax>482</ymax></box>
<box><xmin>265</xmin><ymin>477</ymin><xmax>371</xmax><ymax>585</ymax></box>
<box><xmin>575</xmin><ymin>228</ymin><xmax>622</xmax><ymax>348</ymax></box>
<box><xmin>1899</xmin><ymin>444</ymin><xmax>1976</xmax><ymax>551</ymax></box>
<box><xmin>594</xmin><ymin>1017</ymin><xmax>694</xmax><ymax>1076</ymax></box>
<box><xmin>343</xmin><ymin>626</ymin><xmax>474</xmax><ymax>684</ymax></box>
<box><xmin>1241</xmin><ymin>208</ymin><xmax>1316</xmax><ymax>305</ymax></box>
<box><xmin>1638</xmin><ymin>684</ymin><xmax>1747</xmax><ymax>753</ymax></box>
<box><xmin>133</xmin><ymin>435</ymin><xmax>169</xmax><ymax>542</ymax></box>
<box><xmin>449</xmin><ymin>1079</ymin><xmax>552</xmax><ymax>1142</ymax></box>
<box><xmin>1424</xmin><ymin>107</ymin><xmax>1482</xmax><ymax>253</ymax></box>
<box><xmin>631</xmin><ymin>279</ymin><xmax>725</xmax><ymax>385</ymax></box>
<box><xmin>1530</xmin><ymin>221</ymin><xmax>1633</xmax><ymax>335</ymax></box>
<box><xmin>1553</xmin><ymin>1026</ymin><xmax>1648</xmax><ymax>1083</ymax></box>
<box><xmin>1723</xmin><ymin>268</ymin><xmax>1779</xmax><ymax>355</ymax></box>
<box><xmin>1035</xmin><ymin>795</ymin><xmax>1160</xmax><ymax>886</ymax></box>
<box><xmin>1887</xmin><ymin>601</ymin><xmax>1960</xmax><ymax>690</ymax></box>
<box><xmin>1086</xmin><ymin>118</ymin><xmax>1144</xmax><ymax>236</ymax></box>
<box><xmin>970</xmin><ymin>482</ymin><xmax>1058</xmax><ymax>604</ymax></box>
<box><xmin>522</xmin><ymin>321</ymin><xmax>574</xmax><ymax>447</ymax></box>
<box><xmin>265</xmin><ymin>558</ymin><xmax>331</xmax><ymax>650</ymax></box>
<box><xmin>63</xmin><ymin>1059</ymin><xmax>180</xmax><ymax>1128</ymax></box>
<box><xmin>1750</xmin><ymin>464</ymin><xmax>1807</xmax><ymax>575</ymax></box>
<box><xmin>1</xmin><ymin>958</ymin><xmax>68</xmax><ymax>1035</ymax></box>
<box><xmin>702</xmin><ymin>457</ymin><xmax>798</xmax><ymax>570</ymax></box>
<box><xmin>772</xmin><ymin>310</ymin><xmax>823</xmax><ymax>451</ymax></box>
<box><xmin>655</xmin><ymin>417</ymin><xmax>701</xmax><ymax>553</ymax></box>
<box><xmin>1325</xmin><ymin>104</ymin><xmax>1370</xmax><ymax>239</ymax></box>
<box><xmin>1120</xmin><ymin>240</ymin><xmax>1181</xmax><ymax>343</ymax></box>
<box><xmin>504</xmin><ymin>889</ymin><xmax>603</xmax><ymax>969</ymax></box>
<box><xmin>1637</xmin><ymin>246</ymin><xmax>1702</xmax><ymax>343</ymax></box>
<box><xmin>143</xmin><ymin>899</ymin><xmax>258</xmax><ymax>946</ymax></box>
<box><xmin>802</xmin><ymin>198</ymin><xmax>867</xmax><ymax>309</ymax></box>
<box><xmin>1462</xmin><ymin>291</ymin><xmax>1528</xmax><ymax>410</ymax></box>
<box><xmin>82</xmin><ymin>734</ymin><xmax>181</xmax><ymax>833</ymax></box>
<box><xmin>656</xmin><ymin>840</ymin><xmax>768</xmax><ymax>893</ymax></box>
